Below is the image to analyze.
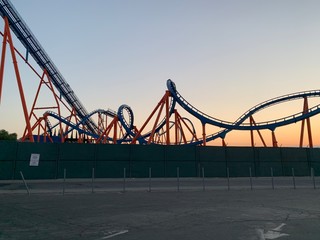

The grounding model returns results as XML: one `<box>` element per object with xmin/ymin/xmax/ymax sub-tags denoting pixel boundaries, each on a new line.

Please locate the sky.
<box><xmin>1</xmin><ymin>0</ymin><xmax>320</xmax><ymax>146</ymax></box>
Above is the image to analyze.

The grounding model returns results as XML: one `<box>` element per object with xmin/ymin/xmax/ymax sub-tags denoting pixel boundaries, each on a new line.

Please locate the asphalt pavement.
<box><xmin>0</xmin><ymin>177</ymin><xmax>319</xmax><ymax>240</ymax></box>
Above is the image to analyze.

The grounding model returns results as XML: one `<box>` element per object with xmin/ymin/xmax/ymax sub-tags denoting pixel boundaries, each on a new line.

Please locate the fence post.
<box><xmin>63</xmin><ymin>168</ymin><xmax>66</xmax><ymax>195</ymax></box>
<box><xmin>20</xmin><ymin>171</ymin><xmax>30</xmax><ymax>195</ymax></box>
<box><xmin>123</xmin><ymin>168</ymin><xmax>126</xmax><ymax>192</ymax></box>
<box><xmin>148</xmin><ymin>167</ymin><xmax>152</xmax><ymax>192</ymax></box>
<box><xmin>227</xmin><ymin>167</ymin><xmax>230</xmax><ymax>191</ymax></box>
<box><xmin>177</xmin><ymin>167</ymin><xmax>180</xmax><ymax>192</ymax></box>
<box><xmin>249</xmin><ymin>167</ymin><xmax>253</xmax><ymax>190</ymax></box>
<box><xmin>292</xmin><ymin>168</ymin><xmax>296</xmax><ymax>189</ymax></box>
<box><xmin>91</xmin><ymin>167</ymin><xmax>95</xmax><ymax>194</ymax></box>
<box><xmin>202</xmin><ymin>167</ymin><xmax>205</xmax><ymax>191</ymax></box>
<box><xmin>271</xmin><ymin>167</ymin><xmax>274</xmax><ymax>190</ymax></box>
<box><xmin>311</xmin><ymin>168</ymin><xmax>316</xmax><ymax>189</ymax></box>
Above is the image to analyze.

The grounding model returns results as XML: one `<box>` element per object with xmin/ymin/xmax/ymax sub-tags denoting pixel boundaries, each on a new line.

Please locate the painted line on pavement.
<box><xmin>101</xmin><ymin>230</ymin><xmax>129</xmax><ymax>239</ymax></box>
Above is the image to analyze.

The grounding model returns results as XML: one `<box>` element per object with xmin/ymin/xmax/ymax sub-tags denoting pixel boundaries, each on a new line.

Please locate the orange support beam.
<box><xmin>222</xmin><ymin>138</ymin><xmax>227</xmax><ymax>147</ymax></box>
<box><xmin>22</xmin><ymin>69</ymin><xmax>64</xmax><ymax>142</ymax></box>
<box><xmin>174</xmin><ymin>110</ymin><xmax>199</xmax><ymax>144</ymax></box>
<box><xmin>64</xmin><ymin>108</ymin><xmax>79</xmax><ymax>138</ymax></box>
<box><xmin>202</xmin><ymin>123</ymin><xmax>206</xmax><ymax>146</ymax></box>
<box><xmin>96</xmin><ymin>116</ymin><xmax>119</xmax><ymax>144</ymax></box>
<box><xmin>0</xmin><ymin>21</ymin><xmax>8</xmax><ymax>104</ymax></box>
<box><xmin>165</xmin><ymin>91</ymin><xmax>170</xmax><ymax>145</ymax></box>
<box><xmin>2</xmin><ymin>17</ymin><xmax>33</xmax><ymax>141</ymax></box>
<box><xmin>131</xmin><ymin>91</ymin><xmax>171</xmax><ymax>144</ymax></box>
<box><xmin>148</xmin><ymin>99</ymin><xmax>165</xmax><ymax>144</ymax></box>
<box><xmin>250</xmin><ymin>116</ymin><xmax>255</xmax><ymax>147</ymax></box>
<box><xmin>249</xmin><ymin>116</ymin><xmax>266</xmax><ymax>147</ymax></box>
<box><xmin>271</xmin><ymin>130</ymin><xmax>278</xmax><ymax>147</ymax></box>
<box><xmin>113</xmin><ymin>120</ymin><xmax>118</xmax><ymax>144</ymax></box>
<box><xmin>174</xmin><ymin>109</ymin><xmax>179</xmax><ymax>144</ymax></box>
<box><xmin>173</xmin><ymin>110</ymin><xmax>187</xmax><ymax>144</ymax></box>
<box><xmin>299</xmin><ymin>97</ymin><xmax>313</xmax><ymax>148</ymax></box>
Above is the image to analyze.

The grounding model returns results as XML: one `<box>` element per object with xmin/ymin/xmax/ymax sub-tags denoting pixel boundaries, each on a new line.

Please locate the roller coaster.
<box><xmin>0</xmin><ymin>0</ymin><xmax>318</xmax><ymax>147</ymax></box>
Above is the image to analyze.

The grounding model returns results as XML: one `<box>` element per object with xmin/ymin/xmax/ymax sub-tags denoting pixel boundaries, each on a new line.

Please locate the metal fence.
<box><xmin>1</xmin><ymin>166</ymin><xmax>319</xmax><ymax>195</ymax></box>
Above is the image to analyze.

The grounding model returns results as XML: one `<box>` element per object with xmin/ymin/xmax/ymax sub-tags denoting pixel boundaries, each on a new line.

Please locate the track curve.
<box><xmin>167</xmin><ymin>79</ymin><xmax>320</xmax><ymax>145</ymax></box>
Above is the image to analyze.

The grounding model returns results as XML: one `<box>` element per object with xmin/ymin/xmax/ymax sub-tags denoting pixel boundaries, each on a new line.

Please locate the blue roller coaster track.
<box><xmin>167</xmin><ymin>79</ymin><xmax>320</xmax><ymax>145</ymax></box>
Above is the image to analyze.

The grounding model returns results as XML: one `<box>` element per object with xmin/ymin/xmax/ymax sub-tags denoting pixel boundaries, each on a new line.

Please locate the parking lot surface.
<box><xmin>0</xmin><ymin>178</ymin><xmax>319</xmax><ymax>240</ymax></box>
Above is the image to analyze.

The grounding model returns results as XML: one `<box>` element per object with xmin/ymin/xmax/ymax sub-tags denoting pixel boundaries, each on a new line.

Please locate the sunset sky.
<box><xmin>1</xmin><ymin>0</ymin><xmax>320</xmax><ymax>146</ymax></box>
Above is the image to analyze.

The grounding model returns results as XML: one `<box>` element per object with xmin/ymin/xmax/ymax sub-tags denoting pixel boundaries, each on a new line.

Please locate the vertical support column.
<box><xmin>202</xmin><ymin>123</ymin><xmax>206</xmax><ymax>146</ymax></box>
<box><xmin>306</xmin><ymin>114</ymin><xmax>313</xmax><ymax>148</ymax></box>
<box><xmin>249</xmin><ymin>116</ymin><xmax>254</xmax><ymax>147</ymax></box>
<box><xmin>222</xmin><ymin>138</ymin><xmax>227</xmax><ymax>147</ymax></box>
<box><xmin>165</xmin><ymin>91</ymin><xmax>170</xmax><ymax>145</ymax></box>
<box><xmin>113</xmin><ymin>117</ymin><xmax>118</xmax><ymax>144</ymax></box>
<box><xmin>300</xmin><ymin>97</ymin><xmax>313</xmax><ymax>148</ymax></box>
<box><xmin>271</xmin><ymin>130</ymin><xmax>278</xmax><ymax>147</ymax></box>
<box><xmin>174</xmin><ymin>110</ymin><xmax>178</xmax><ymax>145</ymax></box>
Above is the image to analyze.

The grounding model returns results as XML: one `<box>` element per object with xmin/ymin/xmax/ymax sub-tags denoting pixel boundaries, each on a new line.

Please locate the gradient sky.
<box><xmin>1</xmin><ymin>0</ymin><xmax>320</xmax><ymax>146</ymax></box>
